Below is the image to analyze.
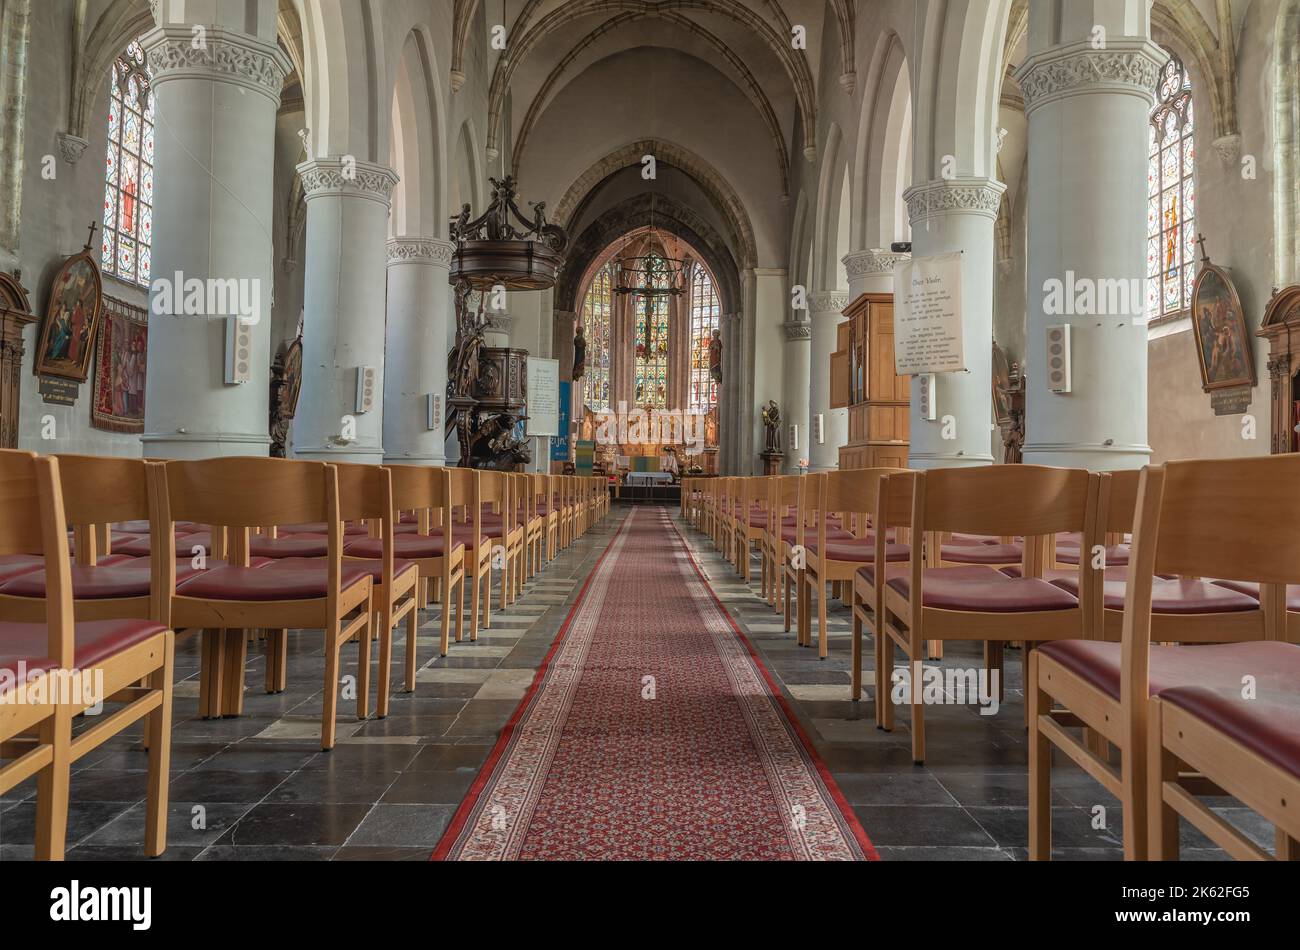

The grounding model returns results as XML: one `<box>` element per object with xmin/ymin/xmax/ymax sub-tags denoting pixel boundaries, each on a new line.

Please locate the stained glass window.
<box><xmin>102</xmin><ymin>39</ymin><xmax>155</xmax><ymax>288</ymax></box>
<box><xmin>580</xmin><ymin>262</ymin><xmax>614</xmax><ymax>412</ymax></box>
<box><xmin>688</xmin><ymin>263</ymin><xmax>719</xmax><ymax>412</ymax></box>
<box><xmin>1146</xmin><ymin>50</ymin><xmax>1195</xmax><ymax>322</ymax></box>
<box><xmin>633</xmin><ymin>255</ymin><xmax>670</xmax><ymax>409</ymax></box>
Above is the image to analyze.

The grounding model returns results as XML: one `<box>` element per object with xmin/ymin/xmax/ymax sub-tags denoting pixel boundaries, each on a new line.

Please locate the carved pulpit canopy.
<box><xmin>449</xmin><ymin>175</ymin><xmax>568</xmax><ymax>291</ymax></box>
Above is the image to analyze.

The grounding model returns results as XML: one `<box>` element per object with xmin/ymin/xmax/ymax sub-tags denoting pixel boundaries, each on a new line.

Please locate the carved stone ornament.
<box><xmin>1015</xmin><ymin>41</ymin><xmax>1167</xmax><ymax>115</ymax></box>
<box><xmin>842</xmin><ymin>250</ymin><xmax>909</xmax><ymax>279</ymax></box>
<box><xmin>57</xmin><ymin>133</ymin><xmax>89</xmax><ymax>165</ymax></box>
<box><xmin>807</xmin><ymin>291</ymin><xmax>849</xmax><ymax>315</ymax></box>
<box><xmin>142</xmin><ymin>26</ymin><xmax>291</xmax><ymax>103</ymax></box>
<box><xmin>782</xmin><ymin>320</ymin><xmax>812</xmax><ymax>342</ymax></box>
<box><xmin>386</xmin><ymin>237</ymin><xmax>454</xmax><ymax>267</ymax></box>
<box><xmin>904</xmin><ymin>178</ymin><xmax>1006</xmax><ymax>225</ymax></box>
<box><xmin>296</xmin><ymin>158</ymin><xmax>399</xmax><ymax>205</ymax></box>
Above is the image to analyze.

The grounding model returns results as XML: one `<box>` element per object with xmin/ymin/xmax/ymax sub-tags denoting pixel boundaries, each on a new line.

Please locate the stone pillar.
<box><xmin>1017</xmin><ymin>12</ymin><xmax>1163</xmax><ymax>470</ymax></box>
<box><xmin>293</xmin><ymin>157</ymin><xmax>398</xmax><ymax>464</ymax></box>
<box><xmin>807</xmin><ymin>290</ymin><xmax>849</xmax><ymax>471</ymax></box>
<box><xmin>781</xmin><ymin>317</ymin><xmax>811</xmax><ymax>472</ymax></box>
<box><xmin>141</xmin><ymin>22</ymin><xmax>290</xmax><ymax>458</ymax></box>
<box><xmin>0</xmin><ymin>0</ymin><xmax>31</xmax><ymax>269</ymax></box>
<box><xmin>383</xmin><ymin>237</ymin><xmax>453</xmax><ymax>465</ymax></box>
<box><xmin>720</xmin><ymin>311</ymin><xmax>742</xmax><ymax>473</ymax></box>
<box><xmin>903</xmin><ymin>178</ymin><xmax>1005</xmax><ymax>469</ymax></box>
<box><xmin>843</xmin><ymin>249</ymin><xmax>910</xmax><ymax>300</ymax></box>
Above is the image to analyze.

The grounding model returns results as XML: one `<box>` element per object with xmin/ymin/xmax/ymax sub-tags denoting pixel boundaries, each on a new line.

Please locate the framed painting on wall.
<box><xmin>1190</xmin><ymin>262</ymin><xmax>1256</xmax><ymax>392</ymax></box>
<box><xmin>33</xmin><ymin>248</ymin><xmax>104</xmax><ymax>383</ymax></box>
<box><xmin>90</xmin><ymin>296</ymin><xmax>147</xmax><ymax>433</ymax></box>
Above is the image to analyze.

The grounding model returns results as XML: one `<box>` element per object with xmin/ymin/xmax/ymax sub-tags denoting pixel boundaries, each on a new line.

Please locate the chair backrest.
<box><xmin>53</xmin><ymin>454</ymin><xmax>152</xmax><ymax>564</ymax></box>
<box><xmin>478</xmin><ymin>470</ymin><xmax>509</xmax><ymax>522</ymax></box>
<box><xmin>0</xmin><ymin>451</ymin><xmax>76</xmax><ymax>666</ymax></box>
<box><xmin>1120</xmin><ymin>456</ymin><xmax>1300</xmax><ymax>733</ymax></box>
<box><xmin>817</xmin><ymin>468</ymin><xmax>902</xmax><ymax>544</ymax></box>
<box><xmin>1100</xmin><ymin>467</ymin><xmax>1142</xmax><ymax>535</ymax></box>
<box><xmin>919</xmin><ymin>464</ymin><xmax>1094</xmax><ymax>537</ymax></box>
<box><xmin>153</xmin><ymin>457</ymin><xmax>341</xmax><ymax>568</ymax></box>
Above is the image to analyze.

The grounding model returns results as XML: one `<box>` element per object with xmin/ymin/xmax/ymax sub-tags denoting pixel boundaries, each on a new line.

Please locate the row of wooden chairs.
<box><xmin>682</xmin><ymin>460</ymin><xmax>1300</xmax><ymax>861</ymax></box>
<box><xmin>0</xmin><ymin>449</ymin><xmax>608</xmax><ymax>859</ymax></box>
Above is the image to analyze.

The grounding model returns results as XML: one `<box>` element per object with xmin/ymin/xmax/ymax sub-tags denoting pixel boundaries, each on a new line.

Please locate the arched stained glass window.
<box><xmin>1146</xmin><ymin>50</ymin><xmax>1195</xmax><ymax>322</ymax></box>
<box><xmin>580</xmin><ymin>262</ymin><xmax>614</xmax><ymax>412</ymax></box>
<box><xmin>633</xmin><ymin>255</ymin><xmax>670</xmax><ymax>409</ymax></box>
<box><xmin>688</xmin><ymin>263</ymin><xmax>719</xmax><ymax>412</ymax></box>
<box><xmin>102</xmin><ymin>39</ymin><xmax>155</xmax><ymax>288</ymax></box>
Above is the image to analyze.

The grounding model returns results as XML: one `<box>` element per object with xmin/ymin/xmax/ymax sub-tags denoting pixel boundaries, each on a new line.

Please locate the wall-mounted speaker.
<box><xmin>224</xmin><ymin>318</ymin><xmax>252</xmax><ymax>385</ymax></box>
<box><xmin>918</xmin><ymin>373</ymin><xmax>937</xmax><ymax>421</ymax></box>
<box><xmin>788</xmin><ymin>423</ymin><xmax>799</xmax><ymax>451</ymax></box>
<box><xmin>354</xmin><ymin>366</ymin><xmax>377</xmax><ymax>413</ymax></box>
<box><xmin>812</xmin><ymin>414</ymin><xmax>824</xmax><ymax>445</ymax></box>
<box><xmin>426</xmin><ymin>394</ymin><xmax>441</xmax><ymax>431</ymax></box>
<box><xmin>1046</xmin><ymin>324</ymin><xmax>1072</xmax><ymax>393</ymax></box>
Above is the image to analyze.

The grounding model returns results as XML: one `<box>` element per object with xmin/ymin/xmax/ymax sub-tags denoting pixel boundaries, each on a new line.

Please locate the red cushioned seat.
<box><xmin>1048</xmin><ymin>576</ymin><xmax>1259</xmax><ymax>614</ymax></box>
<box><xmin>1160</xmin><ymin>677</ymin><xmax>1300</xmax><ymax>780</ymax></box>
<box><xmin>1210</xmin><ymin>579</ymin><xmax>1300</xmax><ymax>612</ymax></box>
<box><xmin>0</xmin><ymin>555</ymin><xmax>45</xmax><ymax>584</ymax></box>
<box><xmin>781</xmin><ymin>525</ymin><xmax>855</xmax><ymax>544</ymax></box>
<box><xmin>999</xmin><ymin>565</ymin><xmax>1133</xmax><ymax>582</ymax></box>
<box><xmin>345</xmin><ymin>534</ymin><xmax>459</xmax><ymax>559</ymax></box>
<box><xmin>856</xmin><ymin>562</ymin><xmax>910</xmax><ymax>587</ymax></box>
<box><xmin>177</xmin><ymin>562</ymin><xmax>371</xmax><ymax>601</ymax></box>
<box><xmin>68</xmin><ymin>531</ymin><xmax>137</xmax><ymax>557</ymax></box>
<box><xmin>1056</xmin><ymin>543</ymin><xmax>1130</xmax><ymax>567</ymax></box>
<box><xmin>947</xmin><ymin>533</ymin><xmax>1001</xmax><ymax>546</ymax></box>
<box><xmin>1</xmin><ymin>558</ymin><xmax>204</xmax><ymax>600</ymax></box>
<box><xmin>0</xmin><ymin>619</ymin><xmax>168</xmax><ymax>672</ymax></box>
<box><xmin>886</xmin><ymin>565</ymin><xmax>1078</xmax><ymax>612</ymax></box>
<box><xmin>174</xmin><ymin>532</ymin><xmax>216</xmax><ymax>556</ymax></box>
<box><xmin>941</xmin><ymin>542</ymin><xmax>1024</xmax><ymax>565</ymax></box>
<box><xmin>1038</xmin><ymin>640</ymin><xmax>1300</xmax><ymax>703</ymax></box>
<box><xmin>248</xmin><ymin>533</ymin><xmax>332</xmax><ymax>558</ymax></box>
<box><xmin>266</xmin><ymin>556</ymin><xmax>417</xmax><ymax>584</ymax></box>
<box><xmin>808</xmin><ymin>540</ymin><xmax>911</xmax><ymax>563</ymax></box>
<box><xmin>392</xmin><ymin>523</ymin><xmax>421</xmax><ymax>534</ymax></box>
<box><xmin>111</xmin><ymin>533</ymin><xmax>160</xmax><ymax>557</ymax></box>
<box><xmin>453</xmin><ymin>524</ymin><xmax>498</xmax><ymax>547</ymax></box>
<box><xmin>112</xmin><ymin>520</ymin><xmax>152</xmax><ymax>535</ymax></box>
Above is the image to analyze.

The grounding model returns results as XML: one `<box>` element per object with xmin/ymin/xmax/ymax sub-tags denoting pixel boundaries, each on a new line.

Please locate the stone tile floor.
<box><xmin>0</xmin><ymin>504</ymin><xmax>1269</xmax><ymax>860</ymax></box>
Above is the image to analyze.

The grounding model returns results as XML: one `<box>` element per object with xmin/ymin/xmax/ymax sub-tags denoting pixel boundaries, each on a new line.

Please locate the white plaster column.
<box><xmin>383</xmin><ymin>237</ymin><xmax>453</xmax><ymax>466</ymax></box>
<box><xmin>903</xmin><ymin>178</ymin><xmax>1005</xmax><ymax>469</ymax></box>
<box><xmin>720</xmin><ymin>310</ymin><xmax>742</xmax><ymax>473</ymax></box>
<box><xmin>781</xmin><ymin>318</ymin><xmax>812</xmax><ymax>472</ymax></box>
<box><xmin>0</xmin><ymin>0</ymin><xmax>31</xmax><ymax>270</ymax></box>
<box><xmin>843</xmin><ymin>249</ymin><xmax>910</xmax><ymax>300</ymax></box>
<box><xmin>1017</xmin><ymin>14</ymin><xmax>1164</xmax><ymax>470</ymax></box>
<box><xmin>293</xmin><ymin>158</ymin><xmax>399</xmax><ymax>464</ymax></box>
<box><xmin>807</xmin><ymin>290</ymin><xmax>849</xmax><ymax>471</ymax></box>
<box><xmin>141</xmin><ymin>22</ymin><xmax>290</xmax><ymax>458</ymax></box>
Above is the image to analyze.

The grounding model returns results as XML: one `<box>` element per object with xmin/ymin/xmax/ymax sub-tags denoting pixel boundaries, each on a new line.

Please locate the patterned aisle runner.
<box><xmin>433</xmin><ymin>506</ymin><xmax>876</xmax><ymax>860</ymax></box>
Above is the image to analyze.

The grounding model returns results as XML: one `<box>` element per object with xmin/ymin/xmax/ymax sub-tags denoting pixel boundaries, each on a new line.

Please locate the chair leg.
<box><xmin>144</xmin><ymin>631</ymin><xmax>175</xmax><ymax>857</ymax></box>
<box><xmin>783</xmin><ymin>570</ymin><xmax>793</xmax><ymax>633</ymax></box>
<box><xmin>406</xmin><ymin>586</ymin><xmax>421</xmax><ymax>692</ymax></box>
<box><xmin>321</xmin><ymin>624</ymin><xmax>342</xmax><ymax>751</ymax></box>
<box><xmin>1027</xmin><ymin>651</ymin><xmax>1052</xmax><ymax>860</ymax></box>
<box><xmin>880</xmin><ymin>634</ymin><xmax>896</xmax><ymax>731</ymax></box>
<box><xmin>377</xmin><ymin>602</ymin><xmax>394</xmax><ymax>718</ymax></box>
<box><xmin>469</xmin><ymin>565</ymin><xmax>480</xmax><ymax>643</ymax></box>
<box><xmin>817</xmin><ymin>577</ymin><xmax>829</xmax><ymax>660</ymax></box>
<box><xmin>440</xmin><ymin>571</ymin><xmax>453</xmax><ymax>657</ymax></box>
<box><xmin>851</xmin><ymin>604</ymin><xmax>863</xmax><ymax>701</ymax></box>
<box><xmin>33</xmin><ymin>705</ymin><xmax>72</xmax><ymax>861</ymax></box>
<box><xmin>481</xmin><ymin>564</ymin><xmax>491</xmax><ymax>632</ymax></box>
<box><xmin>1121</xmin><ymin>738</ymin><xmax>1148</xmax><ymax>861</ymax></box>
<box><xmin>1146</xmin><ymin>697</ymin><xmax>1179</xmax><ymax>861</ymax></box>
<box><xmin>908</xmin><ymin>655</ymin><xmax>926</xmax><ymax>765</ymax></box>
<box><xmin>357</xmin><ymin>607</ymin><xmax>373</xmax><ymax>721</ymax></box>
<box><xmin>797</xmin><ymin>570</ymin><xmax>810</xmax><ymax>647</ymax></box>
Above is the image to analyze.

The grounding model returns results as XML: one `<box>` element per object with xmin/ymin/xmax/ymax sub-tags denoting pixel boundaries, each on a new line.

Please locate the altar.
<box><xmin>626</xmin><ymin>471</ymin><xmax>674</xmax><ymax>488</ymax></box>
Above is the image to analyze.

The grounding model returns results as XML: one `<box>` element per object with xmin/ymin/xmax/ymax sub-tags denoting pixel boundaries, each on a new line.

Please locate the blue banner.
<box><xmin>550</xmin><ymin>381</ymin><xmax>571</xmax><ymax>461</ymax></box>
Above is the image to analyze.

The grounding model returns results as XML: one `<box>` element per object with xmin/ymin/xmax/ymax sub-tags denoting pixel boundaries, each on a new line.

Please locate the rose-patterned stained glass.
<box><xmin>580</xmin><ymin>262</ymin><xmax>614</xmax><ymax>412</ymax></box>
<box><xmin>633</xmin><ymin>255</ymin><xmax>671</xmax><ymax>409</ymax></box>
<box><xmin>688</xmin><ymin>263</ymin><xmax>719</xmax><ymax>412</ymax></box>
<box><xmin>101</xmin><ymin>39</ymin><xmax>155</xmax><ymax>287</ymax></box>
<box><xmin>1146</xmin><ymin>49</ymin><xmax>1195</xmax><ymax>322</ymax></box>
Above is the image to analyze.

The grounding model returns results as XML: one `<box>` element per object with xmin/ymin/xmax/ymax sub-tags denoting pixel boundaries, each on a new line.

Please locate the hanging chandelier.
<box><xmin>613</xmin><ymin>246</ymin><xmax>687</xmax><ymax>298</ymax></box>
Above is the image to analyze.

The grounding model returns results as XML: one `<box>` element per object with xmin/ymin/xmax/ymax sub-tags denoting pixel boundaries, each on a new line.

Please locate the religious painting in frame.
<box><xmin>90</xmin><ymin>296</ymin><xmax>148</xmax><ymax>433</ymax></box>
<box><xmin>1190</xmin><ymin>262</ymin><xmax>1255</xmax><ymax>392</ymax></box>
<box><xmin>33</xmin><ymin>249</ymin><xmax>104</xmax><ymax>383</ymax></box>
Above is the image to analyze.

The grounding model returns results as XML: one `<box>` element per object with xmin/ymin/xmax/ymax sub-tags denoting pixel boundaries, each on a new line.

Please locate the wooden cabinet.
<box><xmin>832</xmin><ymin>292</ymin><xmax>909</xmax><ymax>470</ymax></box>
<box><xmin>1257</xmin><ymin>286</ymin><xmax>1300</xmax><ymax>454</ymax></box>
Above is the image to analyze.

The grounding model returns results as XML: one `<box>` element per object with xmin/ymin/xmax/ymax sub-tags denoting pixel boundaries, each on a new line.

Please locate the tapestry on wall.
<box><xmin>90</xmin><ymin>296</ymin><xmax>147</xmax><ymax>433</ymax></box>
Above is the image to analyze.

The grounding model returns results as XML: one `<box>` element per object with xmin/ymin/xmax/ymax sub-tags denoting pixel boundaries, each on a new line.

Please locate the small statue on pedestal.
<box><xmin>761</xmin><ymin>400</ymin><xmax>782</xmax><ymax>454</ymax></box>
<box><xmin>708</xmin><ymin>329</ymin><xmax>722</xmax><ymax>385</ymax></box>
<box><xmin>573</xmin><ymin>324</ymin><xmax>586</xmax><ymax>380</ymax></box>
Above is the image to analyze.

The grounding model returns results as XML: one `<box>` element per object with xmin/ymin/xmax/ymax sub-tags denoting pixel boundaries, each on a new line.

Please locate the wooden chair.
<box><xmin>447</xmin><ymin>467</ymin><xmax>493</xmax><ymax>631</ymax></box>
<box><xmin>761</xmin><ymin>475</ymin><xmax>800</xmax><ymax>612</ymax></box>
<box><xmin>881</xmin><ymin>464</ymin><xmax>1104</xmax><ymax>764</ymax></box>
<box><xmin>150</xmin><ymin>457</ymin><xmax>370</xmax><ymax>750</ymax></box>
<box><xmin>1030</xmin><ymin>456</ymin><xmax>1300</xmax><ymax>859</ymax></box>
<box><xmin>730</xmin><ymin>477</ymin><xmax>768</xmax><ymax>581</ymax></box>
<box><xmin>0</xmin><ymin>450</ymin><xmax>174</xmax><ymax>858</ymax></box>
<box><xmin>478</xmin><ymin>471</ymin><xmax>523</xmax><ymax>609</ymax></box>
<box><xmin>852</xmin><ymin>472</ymin><xmax>916</xmax><ymax>709</ymax></box>
<box><xmin>800</xmin><ymin>469</ymin><xmax>913</xmax><ymax>660</ymax></box>
<box><xmin>523</xmin><ymin>474</ymin><xmax>546</xmax><ymax>579</ymax></box>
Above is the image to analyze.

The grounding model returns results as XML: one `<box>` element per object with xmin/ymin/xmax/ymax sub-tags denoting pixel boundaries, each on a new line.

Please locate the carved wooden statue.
<box><xmin>761</xmin><ymin>399</ymin><xmax>782</xmax><ymax>454</ymax></box>
<box><xmin>573</xmin><ymin>324</ymin><xmax>586</xmax><ymax>380</ymax></box>
<box><xmin>708</xmin><ymin>328</ymin><xmax>722</xmax><ymax>384</ymax></box>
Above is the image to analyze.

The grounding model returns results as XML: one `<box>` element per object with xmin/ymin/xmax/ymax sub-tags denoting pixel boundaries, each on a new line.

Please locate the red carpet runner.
<box><xmin>433</xmin><ymin>507</ymin><xmax>876</xmax><ymax>860</ymax></box>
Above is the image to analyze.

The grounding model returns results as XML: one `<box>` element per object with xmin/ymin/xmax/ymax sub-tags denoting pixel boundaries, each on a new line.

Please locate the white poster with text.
<box><xmin>893</xmin><ymin>252</ymin><xmax>965</xmax><ymax>375</ymax></box>
<box><xmin>526</xmin><ymin>358</ymin><xmax>561</xmax><ymax>437</ymax></box>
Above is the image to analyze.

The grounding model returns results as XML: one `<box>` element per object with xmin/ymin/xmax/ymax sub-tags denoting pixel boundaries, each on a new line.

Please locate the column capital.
<box><xmin>904</xmin><ymin>177</ymin><xmax>1006</xmax><ymax>225</ymax></box>
<box><xmin>142</xmin><ymin>25</ymin><xmax>291</xmax><ymax>104</ymax></box>
<box><xmin>1016</xmin><ymin>39</ymin><xmax>1167</xmax><ymax>115</ymax></box>
<box><xmin>386</xmin><ymin>236</ymin><xmax>454</xmax><ymax>267</ymax></box>
<box><xmin>781</xmin><ymin>319</ymin><xmax>812</xmax><ymax>342</ymax></box>
<box><xmin>297</xmin><ymin>158</ymin><xmax>399</xmax><ymax>206</ymax></box>
<box><xmin>842</xmin><ymin>249</ymin><xmax>909</xmax><ymax>279</ymax></box>
<box><xmin>807</xmin><ymin>290</ymin><xmax>849</xmax><ymax>315</ymax></box>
